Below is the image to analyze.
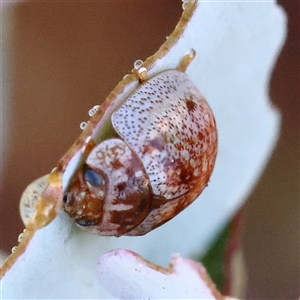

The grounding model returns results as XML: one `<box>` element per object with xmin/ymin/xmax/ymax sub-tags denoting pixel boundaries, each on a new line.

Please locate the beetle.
<box><xmin>63</xmin><ymin>50</ymin><xmax>218</xmax><ymax>236</ymax></box>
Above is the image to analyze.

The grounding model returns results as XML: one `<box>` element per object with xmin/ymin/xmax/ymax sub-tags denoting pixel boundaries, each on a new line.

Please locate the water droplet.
<box><xmin>80</xmin><ymin>122</ymin><xmax>88</xmax><ymax>130</ymax></box>
<box><xmin>88</xmin><ymin>105</ymin><xmax>100</xmax><ymax>117</ymax></box>
<box><xmin>18</xmin><ymin>233</ymin><xmax>24</xmax><ymax>242</ymax></box>
<box><xmin>133</xmin><ymin>59</ymin><xmax>143</xmax><ymax>70</ymax></box>
<box><xmin>19</xmin><ymin>175</ymin><xmax>49</xmax><ymax>227</ymax></box>
<box><xmin>182</xmin><ymin>0</ymin><xmax>189</xmax><ymax>10</ymax></box>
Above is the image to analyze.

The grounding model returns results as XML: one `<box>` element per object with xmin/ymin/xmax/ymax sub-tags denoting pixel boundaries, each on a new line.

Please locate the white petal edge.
<box><xmin>97</xmin><ymin>249</ymin><xmax>224</xmax><ymax>299</ymax></box>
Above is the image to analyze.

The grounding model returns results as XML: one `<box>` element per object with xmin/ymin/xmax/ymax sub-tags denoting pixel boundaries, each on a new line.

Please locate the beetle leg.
<box><xmin>81</xmin><ymin>136</ymin><xmax>97</xmax><ymax>157</ymax></box>
<box><xmin>132</xmin><ymin>59</ymin><xmax>148</xmax><ymax>83</ymax></box>
<box><xmin>176</xmin><ymin>49</ymin><xmax>196</xmax><ymax>72</ymax></box>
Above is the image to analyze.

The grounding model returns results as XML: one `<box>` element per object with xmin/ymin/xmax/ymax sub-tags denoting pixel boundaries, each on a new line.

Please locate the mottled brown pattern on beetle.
<box><xmin>110</xmin><ymin>190</ymin><xmax>151</xmax><ymax>228</ymax></box>
<box><xmin>108</xmin><ymin>164</ymin><xmax>152</xmax><ymax>235</ymax></box>
<box><xmin>126</xmin><ymin>117</ymin><xmax>218</xmax><ymax>236</ymax></box>
<box><xmin>67</xmin><ymin>138</ymin><xmax>154</xmax><ymax>236</ymax></box>
<box><xmin>186</xmin><ymin>97</ymin><xmax>197</xmax><ymax>113</ymax></box>
<box><xmin>148</xmin><ymin>136</ymin><xmax>165</xmax><ymax>152</ymax></box>
<box><xmin>112</xmin><ymin>70</ymin><xmax>217</xmax><ymax>202</ymax></box>
<box><xmin>64</xmin><ymin>170</ymin><xmax>104</xmax><ymax>225</ymax></box>
<box><xmin>126</xmin><ymin>139</ymin><xmax>217</xmax><ymax>236</ymax></box>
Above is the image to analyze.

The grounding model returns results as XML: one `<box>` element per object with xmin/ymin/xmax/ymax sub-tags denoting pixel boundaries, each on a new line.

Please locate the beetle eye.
<box><xmin>63</xmin><ymin>193</ymin><xmax>73</xmax><ymax>205</ymax></box>
<box><xmin>84</xmin><ymin>167</ymin><xmax>104</xmax><ymax>187</ymax></box>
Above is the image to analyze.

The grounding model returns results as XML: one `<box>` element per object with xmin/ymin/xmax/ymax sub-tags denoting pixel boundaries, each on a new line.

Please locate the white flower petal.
<box><xmin>97</xmin><ymin>250</ymin><xmax>223</xmax><ymax>299</ymax></box>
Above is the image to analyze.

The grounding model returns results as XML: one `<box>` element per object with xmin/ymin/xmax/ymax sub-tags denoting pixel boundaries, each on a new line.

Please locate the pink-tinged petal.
<box><xmin>97</xmin><ymin>249</ymin><xmax>224</xmax><ymax>299</ymax></box>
